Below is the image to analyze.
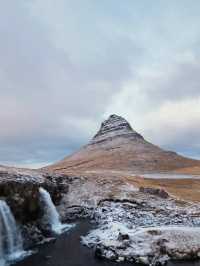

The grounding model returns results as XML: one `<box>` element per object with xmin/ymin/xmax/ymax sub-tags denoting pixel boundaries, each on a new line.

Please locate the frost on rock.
<box><xmin>0</xmin><ymin>166</ymin><xmax>45</xmax><ymax>184</ymax></box>
<box><xmin>82</xmin><ymin>199</ymin><xmax>200</xmax><ymax>265</ymax></box>
<box><xmin>83</xmin><ymin>225</ymin><xmax>200</xmax><ymax>265</ymax></box>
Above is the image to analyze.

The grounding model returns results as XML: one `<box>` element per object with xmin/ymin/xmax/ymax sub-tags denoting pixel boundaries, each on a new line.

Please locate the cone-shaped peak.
<box><xmin>90</xmin><ymin>114</ymin><xmax>144</xmax><ymax>145</ymax></box>
<box><xmin>47</xmin><ymin>113</ymin><xmax>200</xmax><ymax>173</ymax></box>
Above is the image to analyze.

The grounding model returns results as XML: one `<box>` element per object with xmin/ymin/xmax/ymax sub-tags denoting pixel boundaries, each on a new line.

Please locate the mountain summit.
<box><xmin>90</xmin><ymin>114</ymin><xmax>144</xmax><ymax>145</ymax></box>
<box><xmin>47</xmin><ymin>114</ymin><xmax>200</xmax><ymax>173</ymax></box>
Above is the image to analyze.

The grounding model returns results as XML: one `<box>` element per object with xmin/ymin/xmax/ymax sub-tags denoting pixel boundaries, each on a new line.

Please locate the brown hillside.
<box><xmin>46</xmin><ymin>114</ymin><xmax>200</xmax><ymax>174</ymax></box>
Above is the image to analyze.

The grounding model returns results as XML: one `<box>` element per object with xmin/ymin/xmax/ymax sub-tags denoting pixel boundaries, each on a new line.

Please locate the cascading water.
<box><xmin>39</xmin><ymin>187</ymin><xmax>73</xmax><ymax>234</ymax></box>
<box><xmin>0</xmin><ymin>200</ymin><xmax>27</xmax><ymax>266</ymax></box>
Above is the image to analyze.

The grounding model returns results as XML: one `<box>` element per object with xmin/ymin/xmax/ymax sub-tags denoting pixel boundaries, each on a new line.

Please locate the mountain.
<box><xmin>47</xmin><ymin>114</ymin><xmax>200</xmax><ymax>174</ymax></box>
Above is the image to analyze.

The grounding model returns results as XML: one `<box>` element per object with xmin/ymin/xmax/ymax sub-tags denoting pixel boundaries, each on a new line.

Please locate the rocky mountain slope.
<box><xmin>47</xmin><ymin>114</ymin><xmax>200</xmax><ymax>174</ymax></box>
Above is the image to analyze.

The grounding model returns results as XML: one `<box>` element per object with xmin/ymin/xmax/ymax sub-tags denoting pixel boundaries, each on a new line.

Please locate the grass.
<box><xmin>126</xmin><ymin>176</ymin><xmax>200</xmax><ymax>203</ymax></box>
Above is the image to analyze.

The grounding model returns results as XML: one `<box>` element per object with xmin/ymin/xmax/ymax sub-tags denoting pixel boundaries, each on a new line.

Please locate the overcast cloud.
<box><xmin>0</xmin><ymin>0</ymin><xmax>200</xmax><ymax>167</ymax></box>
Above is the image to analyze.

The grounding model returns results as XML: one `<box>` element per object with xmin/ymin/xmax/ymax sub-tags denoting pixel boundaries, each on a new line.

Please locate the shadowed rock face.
<box><xmin>47</xmin><ymin>114</ymin><xmax>200</xmax><ymax>173</ymax></box>
<box><xmin>0</xmin><ymin>166</ymin><xmax>66</xmax><ymax>223</ymax></box>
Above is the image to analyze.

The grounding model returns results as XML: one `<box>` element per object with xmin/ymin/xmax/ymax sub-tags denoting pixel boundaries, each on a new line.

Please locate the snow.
<box><xmin>82</xmin><ymin>199</ymin><xmax>200</xmax><ymax>265</ymax></box>
<box><xmin>60</xmin><ymin>177</ymin><xmax>138</xmax><ymax>208</ymax></box>
<box><xmin>83</xmin><ymin>223</ymin><xmax>200</xmax><ymax>265</ymax></box>
<box><xmin>89</xmin><ymin>114</ymin><xmax>143</xmax><ymax>145</ymax></box>
<box><xmin>0</xmin><ymin>166</ymin><xmax>45</xmax><ymax>184</ymax></box>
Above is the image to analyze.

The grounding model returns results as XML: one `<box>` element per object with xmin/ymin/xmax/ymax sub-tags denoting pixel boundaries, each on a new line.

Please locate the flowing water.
<box><xmin>39</xmin><ymin>187</ymin><xmax>74</xmax><ymax>234</ymax></box>
<box><xmin>0</xmin><ymin>200</ymin><xmax>27</xmax><ymax>266</ymax></box>
<box><xmin>10</xmin><ymin>188</ymin><xmax>200</xmax><ymax>266</ymax></box>
<box><xmin>15</xmin><ymin>220</ymin><xmax>200</xmax><ymax>266</ymax></box>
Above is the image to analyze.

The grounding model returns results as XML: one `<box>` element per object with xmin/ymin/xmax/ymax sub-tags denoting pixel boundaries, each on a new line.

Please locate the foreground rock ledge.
<box><xmin>1</xmin><ymin>164</ymin><xmax>200</xmax><ymax>265</ymax></box>
<box><xmin>83</xmin><ymin>226</ymin><xmax>200</xmax><ymax>265</ymax></box>
<box><xmin>81</xmin><ymin>195</ymin><xmax>200</xmax><ymax>266</ymax></box>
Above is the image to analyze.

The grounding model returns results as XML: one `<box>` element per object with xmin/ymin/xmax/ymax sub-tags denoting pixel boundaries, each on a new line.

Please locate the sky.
<box><xmin>0</xmin><ymin>0</ymin><xmax>200</xmax><ymax>168</ymax></box>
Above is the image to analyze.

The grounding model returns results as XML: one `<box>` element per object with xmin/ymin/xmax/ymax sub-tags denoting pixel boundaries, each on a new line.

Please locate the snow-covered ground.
<box><xmin>83</xmin><ymin>224</ymin><xmax>200</xmax><ymax>265</ymax></box>
<box><xmin>59</xmin><ymin>176</ymin><xmax>138</xmax><ymax>208</ymax></box>
<box><xmin>0</xmin><ymin>165</ymin><xmax>45</xmax><ymax>184</ymax></box>
<box><xmin>82</xmin><ymin>197</ymin><xmax>200</xmax><ymax>265</ymax></box>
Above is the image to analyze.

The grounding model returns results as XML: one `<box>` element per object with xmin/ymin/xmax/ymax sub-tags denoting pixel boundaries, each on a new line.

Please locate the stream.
<box><xmin>15</xmin><ymin>220</ymin><xmax>200</xmax><ymax>266</ymax></box>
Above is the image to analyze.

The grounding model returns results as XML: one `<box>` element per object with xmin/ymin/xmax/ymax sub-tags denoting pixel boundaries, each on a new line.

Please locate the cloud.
<box><xmin>0</xmin><ymin>1</ymin><xmax>200</xmax><ymax>167</ymax></box>
<box><xmin>0</xmin><ymin>1</ymin><xmax>140</xmax><ymax>167</ymax></box>
<box><xmin>105</xmin><ymin>56</ymin><xmax>200</xmax><ymax>158</ymax></box>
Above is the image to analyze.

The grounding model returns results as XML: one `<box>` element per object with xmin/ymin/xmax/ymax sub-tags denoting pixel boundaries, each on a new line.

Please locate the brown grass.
<box><xmin>174</xmin><ymin>166</ymin><xmax>200</xmax><ymax>175</ymax></box>
<box><xmin>126</xmin><ymin>176</ymin><xmax>200</xmax><ymax>203</ymax></box>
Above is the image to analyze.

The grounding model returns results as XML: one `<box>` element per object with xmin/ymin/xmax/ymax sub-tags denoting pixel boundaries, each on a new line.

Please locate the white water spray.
<box><xmin>0</xmin><ymin>200</ymin><xmax>27</xmax><ymax>266</ymax></box>
<box><xmin>39</xmin><ymin>187</ymin><xmax>73</xmax><ymax>234</ymax></box>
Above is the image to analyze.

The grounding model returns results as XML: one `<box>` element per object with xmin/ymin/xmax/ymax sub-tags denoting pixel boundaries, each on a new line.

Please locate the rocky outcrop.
<box><xmin>0</xmin><ymin>166</ymin><xmax>70</xmax><ymax>247</ymax></box>
<box><xmin>46</xmin><ymin>114</ymin><xmax>200</xmax><ymax>174</ymax></box>
<box><xmin>92</xmin><ymin>227</ymin><xmax>200</xmax><ymax>265</ymax></box>
<box><xmin>62</xmin><ymin>205</ymin><xmax>93</xmax><ymax>222</ymax></box>
<box><xmin>139</xmin><ymin>186</ymin><xmax>169</xmax><ymax>199</ymax></box>
<box><xmin>82</xmin><ymin>196</ymin><xmax>200</xmax><ymax>265</ymax></box>
<box><xmin>0</xmin><ymin>170</ymin><xmax>64</xmax><ymax>223</ymax></box>
<box><xmin>0</xmin><ymin>181</ymin><xmax>40</xmax><ymax>223</ymax></box>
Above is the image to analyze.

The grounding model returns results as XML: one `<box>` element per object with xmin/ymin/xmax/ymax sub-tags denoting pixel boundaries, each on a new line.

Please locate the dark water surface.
<box><xmin>15</xmin><ymin>220</ymin><xmax>200</xmax><ymax>266</ymax></box>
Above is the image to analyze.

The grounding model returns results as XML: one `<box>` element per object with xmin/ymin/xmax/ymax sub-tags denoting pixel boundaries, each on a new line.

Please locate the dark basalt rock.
<box><xmin>139</xmin><ymin>187</ymin><xmax>169</xmax><ymax>199</ymax></box>
<box><xmin>95</xmin><ymin>244</ymin><xmax>118</xmax><ymax>261</ymax></box>
<box><xmin>0</xmin><ymin>171</ymin><xmax>66</xmax><ymax>223</ymax></box>
<box><xmin>118</xmin><ymin>232</ymin><xmax>130</xmax><ymax>241</ymax></box>
<box><xmin>62</xmin><ymin>205</ymin><xmax>93</xmax><ymax>222</ymax></box>
<box><xmin>0</xmin><ymin>167</ymin><xmax>74</xmax><ymax>248</ymax></box>
<box><xmin>0</xmin><ymin>181</ymin><xmax>40</xmax><ymax>222</ymax></box>
<box><xmin>21</xmin><ymin>222</ymin><xmax>57</xmax><ymax>249</ymax></box>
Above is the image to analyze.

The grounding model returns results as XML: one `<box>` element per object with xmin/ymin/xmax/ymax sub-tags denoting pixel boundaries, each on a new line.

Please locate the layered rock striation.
<box><xmin>90</xmin><ymin>114</ymin><xmax>144</xmax><ymax>145</ymax></box>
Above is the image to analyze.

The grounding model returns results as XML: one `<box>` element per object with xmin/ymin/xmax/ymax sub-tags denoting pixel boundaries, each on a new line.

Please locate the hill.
<box><xmin>46</xmin><ymin>114</ymin><xmax>200</xmax><ymax>174</ymax></box>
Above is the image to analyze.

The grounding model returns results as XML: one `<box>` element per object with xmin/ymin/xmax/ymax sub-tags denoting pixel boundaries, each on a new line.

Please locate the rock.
<box><xmin>86</xmin><ymin>226</ymin><xmax>200</xmax><ymax>265</ymax></box>
<box><xmin>61</xmin><ymin>205</ymin><xmax>93</xmax><ymax>221</ymax></box>
<box><xmin>0</xmin><ymin>167</ymin><xmax>68</xmax><ymax>248</ymax></box>
<box><xmin>159</xmin><ymin>189</ymin><xmax>169</xmax><ymax>199</ymax></box>
<box><xmin>118</xmin><ymin>232</ymin><xmax>130</xmax><ymax>241</ymax></box>
<box><xmin>82</xmin><ymin>197</ymin><xmax>200</xmax><ymax>265</ymax></box>
<box><xmin>0</xmin><ymin>169</ymin><xmax>64</xmax><ymax>223</ymax></box>
<box><xmin>90</xmin><ymin>114</ymin><xmax>144</xmax><ymax>145</ymax></box>
<box><xmin>95</xmin><ymin>244</ymin><xmax>117</xmax><ymax>261</ymax></box>
<box><xmin>21</xmin><ymin>223</ymin><xmax>44</xmax><ymax>249</ymax></box>
<box><xmin>0</xmin><ymin>181</ymin><xmax>41</xmax><ymax>223</ymax></box>
<box><xmin>95</xmin><ymin>244</ymin><xmax>104</xmax><ymax>259</ymax></box>
<box><xmin>139</xmin><ymin>187</ymin><xmax>169</xmax><ymax>199</ymax></box>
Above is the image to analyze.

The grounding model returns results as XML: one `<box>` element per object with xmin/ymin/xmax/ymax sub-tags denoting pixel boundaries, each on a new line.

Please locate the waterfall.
<box><xmin>39</xmin><ymin>187</ymin><xmax>73</xmax><ymax>234</ymax></box>
<box><xmin>0</xmin><ymin>200</ymin><xmax>26</xmax><ymax>266</ymax></box>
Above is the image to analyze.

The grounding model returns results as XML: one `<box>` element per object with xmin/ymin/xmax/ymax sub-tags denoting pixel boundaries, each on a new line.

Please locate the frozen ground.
<box><xmin>0</xmin><ymin>165</ymin><xmax>45</xmax><ymax>184</ymax></box>
<box><xmin>82</xmin><ymin>194</ymin><xmax>200</xmax><ymax>265</ymax></box>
